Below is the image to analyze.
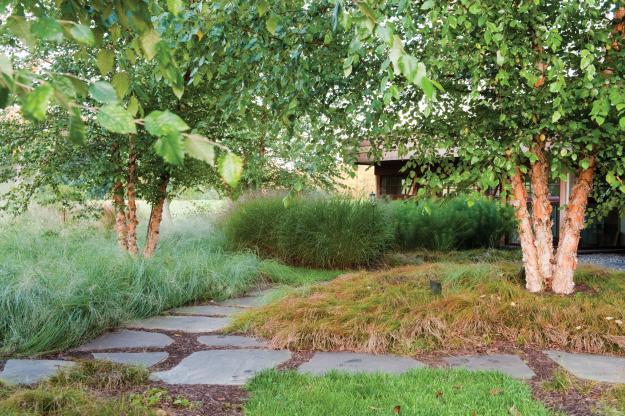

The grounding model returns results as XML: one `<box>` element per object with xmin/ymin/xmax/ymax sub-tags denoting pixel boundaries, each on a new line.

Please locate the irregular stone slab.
<box><xmin>170</xmin><ymin>304</ymin><xmax>243</xmax><ymax>317</ymax></box>
<box><xmin>74</xmin><ymin>329</ymin><xmax>174</xmax><ymax>351</ymax></box>
<box><xmin>92</xmin><ymin>352</ymin><xmax>169</xmax><ymax>368</ymax></box>
<box><xmin>0</xmin><ymin>360</ymin><xmax>76</xmax><ymax>385</ymax></box>
<box><xmin>197</xmin><ymin>335</ymin><xmax>266</xmax><ymax>348</ymax></box>
<box><xmin>219</xmin><ymin>296</ymin><xmax>266</xmax><ymax>308</ymax></box>
<box><xmin>126</xmin><ymin>316</ymin><xmax>231</xmax><ymax>333</ymax></box>
<box><xmin>545</xmin><ymin>350</ymin><xmax>625</xmax><ymax>383</ymax></box>
<box><xmin>445</xmin><ymin>354</ymin><xmax>535</xmax><ymax>380</ymax></box>
<box><xmin>298</xmin><ymin>352</ymin><xmax>425</xmax><ymax>375</ymax></box>
<box><xmin>151</xmin><ymin>349</ymin><xmax>291</xmax><ymax>385</ymax></box>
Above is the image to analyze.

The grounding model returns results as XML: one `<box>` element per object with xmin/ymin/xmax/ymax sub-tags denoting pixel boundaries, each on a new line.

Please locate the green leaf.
<box><xmin>389</xmin><ymin>36</ymin><xmax>404</xmax><ymax>75</ymax></box>
<box><xmin>580</xmin><ymin>159</ymin><xmax>590</xmax><ymax>170</ymax></box>
<box><xmin>0</xmin><ymin>87</ymin><xmax>9</xmax><ymax>109</ymax></box>
<box><xmin>184</xmin><ymin>134</ymin><xmax>215</xmax><ymax>165</ymax></box>
<box><xmin>70</xmin><ymin>23</ymin><xmax>95</xmax><ymax>46</ymax></box>
<box><xmin>0</xmin><ymin>53</ymin><xmax>14</xmax><ymax>76</ymax></box>
<box><xmin>96</xmin><ymin>49</ymin><xmax>115</xmax><ymax>75</ymax></box>
<box><xmin>552</xmin><ymin>111</ymin><xmax>561</xmax><ymax>123</ymax></box>
<box><xmin>68</xmin><ymin>107</ymin><xmax>85</xmax><ymax>144</ymax></box>
<box><xmin>111</xmin><ymin>72</ymin><xmax>130</xmax><ymax>98</ymax></box>
<box><xmin>154</xmin><ymin>133</ymin><xmax>185</xmax><ymax>164</ymax></box>
<box><xmin>398</xmin><ymin>54</ymin><xmax>419</xmax><ymax>83</ymax></box>
<box><xmin>496</xmin><ymin>50</ymin><xmax>505</xmax><ymax>66</ymax></box>
<box><xmin>266</xmin><ymin>14</ymin><xmax>279</xmax><ymax>36</ymax></box>
<box><xmin>21</xmin><ymin>84</ymin><xmax>54</xmax><ymax>122</ymax></box>
<box><xmin>96</xmin><ymin>104</ymin><xmax>136</xmax><ymax>134</ymax></box>
<box><xmin>144</xmin><ymin>110</ymin><xmax>189</xmax><ymax>137</ymax></box>
<box><xmin>167</xmin><ymin>0</ymin><xmax>184</xmax><ymax>16</ymax></box>
<box><xmin>606</xmin><ymin>171</ymin><xmax>618</xmax><ymax>187</ymax></box>
<box><xmin>140</xmin><ymin>30</ymin><xmax>161</xmax><ymax>60</ymax></box>
<box><xmin>127</xmin><ymin>95</ymin><xmax>140</xmax><ymax>117</ymax></box>
<box><xmin>89</xmin><ymin>81</ymin><xmax>118</xmax><ymax>103</ymax></box>
<box><xmin>619</xmin><ymin>117</ymin><xmax>625</xmax><ymax>130</ymax></box>
<box><xmin>421</xmin><ymin>77</ymin><xmax>435</xmax><ymax>100</ymax></box>
<box><xmin>31</xmin><ymin>17</ymin><xmax>63</xmax><ymax>42</ymax></box>
<box><xmin>218</xmin><ymin>153</ymin><xmax>244</xmax><ymax>188</ymax></box>
<box><xmin>257</xmin><ymin>0</ymin><xmax>270</xmax><ymax>17</ymax></box>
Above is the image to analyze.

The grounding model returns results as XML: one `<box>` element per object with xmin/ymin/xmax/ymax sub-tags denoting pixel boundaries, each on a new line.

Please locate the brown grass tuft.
<box><xmin>230</xmin><ymin>262</ymin><xmax>625</xmax><ymax>355</ymax></box>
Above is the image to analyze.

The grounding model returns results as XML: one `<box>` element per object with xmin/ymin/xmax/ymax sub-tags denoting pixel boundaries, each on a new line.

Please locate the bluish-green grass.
<box><xmin>245</xmin><ymin>369</ymin><xmax>554</xmax><ymax>416</ymax></box>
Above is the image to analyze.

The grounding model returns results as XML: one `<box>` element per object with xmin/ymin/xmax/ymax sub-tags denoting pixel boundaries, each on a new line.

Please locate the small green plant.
<box><xmin>542</xmin><ymin>370</ymin><xmax>573</xmax><ymax>392</ymax></box>
<box><xmin>130</xmin><ymin>387</ymin><xmax>196</xmax><ymax>410</ymax></box>
<box><xmin>50</xmin><ymin>360</ymin><xmax>149</xmax><ymax>390</ymax></box>
<box><xmin>222</xmin><ymin>194</ymin><xmax>394</xmax><ymax>268</ymax></box>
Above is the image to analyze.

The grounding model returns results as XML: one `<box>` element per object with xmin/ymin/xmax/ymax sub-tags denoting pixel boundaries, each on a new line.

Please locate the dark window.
<box><xmin>380</xmin><ymin>176</ymin><xmax>406</xmax><ymax>196</ymax></box>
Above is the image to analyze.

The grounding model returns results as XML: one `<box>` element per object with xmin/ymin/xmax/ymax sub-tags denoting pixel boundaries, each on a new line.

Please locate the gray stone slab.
<box><xmin>74</xmin><ymin>329</ymin><xmax>174</xmax><ymax>351</ymax></box>
<box><xmin>298</xmin><ymin>352</ymin><xmax>425</xmax><ymax>375</ymax></box>
<box><xmin>445</xmin><ymin>354</ymin><xmax>535</xmax><ymax>380</ymax></box>
<box><xmin>219</xmin><ymin>296</ymin><xmax>266</xmax><ymax>308</ymax></box>
<box><xmin>170</xmin><ymin>304</ymin><xmax>243</xmax><ymax>317</ymax></box>
<box><xmin>92</xmin><ymin>352</ymin><xmax>169</xmax><ymax>368</ymax></box>
<box><xmin>125</xmin><ymin>316</ymin><xmax>231</xmax><ymax>333</ymax></box>
<box><xmin>0</xmin><ymin>360</ymin><xmax>76</xmax><ymax>385</ymax></box>
<box><xmin>545</xmin><ymin>350</ymin><xmax>625</xmax><ymax>383</ymax></box>
<box><xmin>150</xmin><ymin>349</ymin><xmax>291</xmax><ymax>385</ymax></box>
<box><xmin>197</xmin><ymin>335</ymin><xmax>266</xmax><ymax>348</ymax></box>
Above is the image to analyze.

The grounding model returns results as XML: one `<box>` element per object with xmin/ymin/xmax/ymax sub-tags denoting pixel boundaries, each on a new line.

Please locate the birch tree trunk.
<box><xmin>112</xmin><ymin>181</ymin><xmax>128</xmax><ymax>251</ymax></box>
<box><xmin>126</xmin><ymin>136</ymin><xmax>139</xmax><ymax>255</ymax></box>
<box><xmin>529</xmin><ymin>143</ymin><xmax>554</xmax><ymax>287</ymax></box>
<box><xmin>143</xmin><ymin>173</ymin><xmax>170</xmax><ymax>258</ymax></box>
<box><xmin>552</xmin><ymin>158</ymin><xmax>595</xmax><ymax>294</ymax></box>
<box><xmin>509</xmin><ymin>167</ymin><xmax>543</xmax><ymax>292</ymax></box>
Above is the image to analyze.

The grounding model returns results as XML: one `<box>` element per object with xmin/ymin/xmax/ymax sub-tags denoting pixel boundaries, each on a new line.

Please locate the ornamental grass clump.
<box><xmin>222</xmin><ymin>194</ymin><xmax>394</xmax><ymax>268</ymax></box>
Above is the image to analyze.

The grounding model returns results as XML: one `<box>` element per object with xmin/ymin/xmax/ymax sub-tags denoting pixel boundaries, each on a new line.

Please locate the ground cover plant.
<box><xmin>231</xmin><ymin>262</ymin><xmax>625</xmax><ymax>355</ymax></box>
<box><xmin>386</xmin><ymin>196</ymin><xmax>514</xmax><ymax>251</ymax></box>
<box><xmin>0</xmin><ymin>212</ymin><xmax>340</xmax><ymax>356</ymax></box>
<box><xmin>222</xmin><ymin>194</ymin><xmax>393</xmax><ymax>268</ymax></box>
<box><xmin>245</xmin><ymin>369</ymin><xmax>553</xmax><ymax>416</ymax></box>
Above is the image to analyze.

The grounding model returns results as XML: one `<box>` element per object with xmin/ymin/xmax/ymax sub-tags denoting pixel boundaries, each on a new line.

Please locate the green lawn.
<box><xmin>245</xmin><ymin>369</ymin><xmax>554</xmax><ymax>416</ymax></box>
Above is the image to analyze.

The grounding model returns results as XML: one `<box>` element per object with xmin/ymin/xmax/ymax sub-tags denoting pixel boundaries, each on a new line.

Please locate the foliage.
<box><xmin>245</xmin><ymin>369</ymin><xmax>553</xmax><ymax>416</ymax></box>
<box><xmin>259</xmin><ymin>260</ymin><xmax>345</xmax><ymax>286</ymax></box>
<box><xmin>384</xmin><ymin>248</ymin><xmax>521</xmax><ymax>266</ymax></box>
<box><xmin>0</xmin><ymin>215</ymin><xmax>262</xmax><ymax>355</ymax></box>
<box><xmin>222</xmin><ymin>194</ymin><xmax>393</xmax><ymax>268</ymax></box>
<box><xmin>49</xmin><ymin>360</ymin><xmax>149</xmax><ymax>391</ymax></box>
<box><xmin>385</xmin><ymin>196</ymin><xmax>514</xmax><ymax>251</ymax></box>
<box><xmin>232</xmin><ymin>263</ymin><xmax>625</xmax><ymax>355</ymax></box>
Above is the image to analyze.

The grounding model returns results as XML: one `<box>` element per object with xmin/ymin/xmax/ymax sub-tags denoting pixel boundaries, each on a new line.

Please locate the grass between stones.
<box><xmin>231</xmin><ymin>262</ymin><xmax>625</xmax><ymax>355</ymax></box>
<box><xmin>244</xmin><ymin>369</ymin><xmax>554</xmax><ymax>416</ymax></box>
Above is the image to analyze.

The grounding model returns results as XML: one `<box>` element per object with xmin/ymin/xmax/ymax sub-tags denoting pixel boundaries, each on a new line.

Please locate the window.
<box><xmin>380</xmin><ymin>176</ymin><xmax>407</xmax><ymax>196</ymax></box>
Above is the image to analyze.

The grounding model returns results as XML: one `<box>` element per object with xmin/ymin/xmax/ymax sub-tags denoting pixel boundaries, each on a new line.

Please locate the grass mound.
<box><xmin>0</xmin><ymin>217</ymin><xmax>262</xmax><ymax>356</ymax></box>
<box><xmin>231</xmin><ymin>262</ymin><xmax>625</xmax><ymax>355</ymax></box>
<box><xmin>222</xmin><ymin>194</ymin><xmax>393</xmax><ymax>268</ymax></box>
<box><xmin>245</xmin><ymin>369</ymin><xmax>553</xmax><ymax>415</ymax></box>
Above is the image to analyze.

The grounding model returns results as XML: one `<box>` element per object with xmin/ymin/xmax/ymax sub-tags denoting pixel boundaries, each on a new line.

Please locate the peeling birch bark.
<box><xmin>143</xmin><ymin>173</ymin><xmax>170</xmax><ymax>258</ymax></box>
<box><xmin>530</xmin><ymin>143</ymin><xmax>554</xmax><ymax>287</ymax></box>
<box><xmin>126</xmin><ymin>136</ymin><xmax>139</xmax><ymax>255</ymax></box>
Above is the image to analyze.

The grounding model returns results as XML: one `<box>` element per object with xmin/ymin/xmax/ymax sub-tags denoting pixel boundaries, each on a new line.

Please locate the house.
<box><xmin>356</xmin><ymin>142</ymin><xmax>625</xmax><ymax>251</ymax></box>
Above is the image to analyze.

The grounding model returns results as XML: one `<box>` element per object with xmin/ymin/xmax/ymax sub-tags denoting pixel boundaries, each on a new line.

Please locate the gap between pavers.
<box><xmin>544</xmin><ymin>350</ymin><xmax>625</xmax><ymax>383</ymax></box>
<box><xmin>298</xmin><ymin>352</ymin><xmax>425</xmax><ymax>375</ymax></box>
<box><xmin>125</xmin><ymin>315</ymin><xmax>231</xmax><ymax>333</ymax></box>
<box><xmin>444</xmin><ymin>354</ymin><xmax>535</xmax><ymax>380</ymax></box>
<box><xmin>150</xmin><ymin>349</ymin><xmax>292</xmax><ymax>385</ymax></box>
<box><xmin>92</xmin><ymin>352</ymin><xmax>169</xmax><ymax>368</ymax></box>
<box><xmin>73</xmin><ymin>329</ymin><xmax>174</xmax><ymax>351</ymax></box>
<box><xmin>0</xmin><ymin>360</ymin><xmax>76</xmax><ymax>385</ymax></box>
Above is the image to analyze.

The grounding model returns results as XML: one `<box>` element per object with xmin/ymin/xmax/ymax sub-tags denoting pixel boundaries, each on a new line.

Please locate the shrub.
<box><xmin>222</xmin><ymin>194</ymin><xmax>393</xmax><ymax>268</ymax></box>
<box><xmin>386</xmin><ymin>196</ymin><xmax>514</xmax><ymax>250</ymax></box>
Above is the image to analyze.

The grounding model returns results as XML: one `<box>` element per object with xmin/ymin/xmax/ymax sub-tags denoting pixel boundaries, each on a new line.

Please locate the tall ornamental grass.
<box><xmin>386</xmin><ymin>196</ymin><xmax>514</xmax><ymax>250</ymax></box>
<box><xmin>0</xmin><ymin>217</ymin><xmax>262</xmax><ymax>356</ymax></box>
<box><xmin>222</xmin><ymin>194</ymin><xmax>393</xmax><ymax>268</ymax></box>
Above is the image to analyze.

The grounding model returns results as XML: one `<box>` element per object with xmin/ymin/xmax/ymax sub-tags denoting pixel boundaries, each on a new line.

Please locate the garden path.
<box><xmin>2</xmin><ymin>287</ymin><xmax>625</xmax><ymax>386</ymax></box>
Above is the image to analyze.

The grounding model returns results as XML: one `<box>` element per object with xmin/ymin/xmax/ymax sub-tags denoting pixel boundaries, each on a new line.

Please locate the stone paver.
<box><xmin>74</xmin><ymin>329</ymin><xmax>174</xmax><ymax>351</ymax></box>
<box><xmin>219</xmin><ymin>296</ymin><xmax>266</xmax><ymax>308</ymax></box>
<box><xmin>545</xmin><ymin>350</ymin><xmax>625</xmax><ymax>383</ymax></box>
<box><xmin>170</xmin><ymin>304</ymin><xmax>243</xmax><ymax>317</ymax></box>
<box><xmin>125</xmin><ymin>316</ymin><xmax>231</xmax><ymax>333</ymax></box>
<box><xmin>445</xmin><ymin>354</ymin><xmax>535</xmax><ymax>380</ymax></box>
<box><xmin>298</xmin><ymin>352</ymin><xmax>425</xmax><ymax>375</ymax></box>
<box><xmin>197</xmin><ymin>335</ymin><xmax>266</xmax><ymax>348</ymax></box>
<box><xmin>151</xmin><ymin>349</ymin><xmax>291</xmax><ymax>385</ymax></box>
<box><xmin>92</xmin><ymin>352</ymin><xmax>169</xmax><ymax>368</ymax></box>
<box><xmin>0</xmin><ymin>359</ymin><xmax>76</xmax><ymax>385</ymax></box>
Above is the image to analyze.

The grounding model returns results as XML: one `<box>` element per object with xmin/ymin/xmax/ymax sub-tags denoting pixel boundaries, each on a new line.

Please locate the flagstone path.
<box><xmin>2</xmin><ymin>288</ymin><xmax>625</xmax><ymax>389</ymax></box>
